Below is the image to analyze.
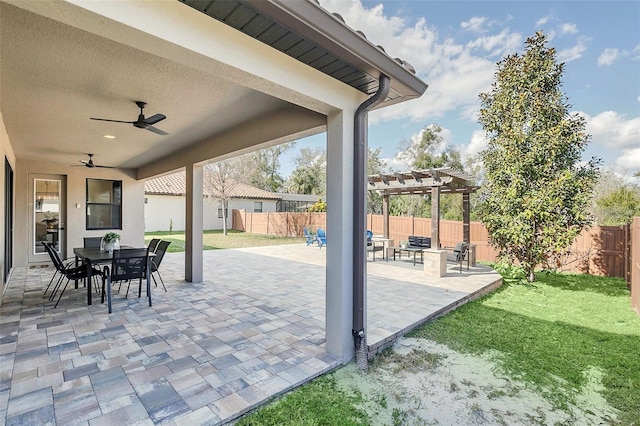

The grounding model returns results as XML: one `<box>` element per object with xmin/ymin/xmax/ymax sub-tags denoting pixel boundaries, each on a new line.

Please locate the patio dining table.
<box><xmin>73</xmin><ymin>247</ymin><xmax>154</xmax><ymax>306</ymax></box>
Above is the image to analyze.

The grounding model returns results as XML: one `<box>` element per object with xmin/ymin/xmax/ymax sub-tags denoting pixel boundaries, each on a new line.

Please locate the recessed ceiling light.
<box><xmin>103</xmin><ymin>134</ymin><xmax>116</xmax><ymax>139</ymax></box>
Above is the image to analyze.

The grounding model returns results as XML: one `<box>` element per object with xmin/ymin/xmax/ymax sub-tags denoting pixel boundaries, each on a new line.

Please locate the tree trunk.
<box><xmin>222</xmin><ymin>199</ymin><xmax>228</xmax><ymax>236</ymax></box>
<box><xmin>527</xmin><ymin>269</ymin><xmax>536</xmax><ymax>282</ymax></box>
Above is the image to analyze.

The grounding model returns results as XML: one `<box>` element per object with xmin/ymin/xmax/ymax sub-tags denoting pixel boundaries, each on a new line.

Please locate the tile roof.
<box><xmin>145</xmin><ymin>171</ymin><xmax>281</xmax><ymax>200</ymax></box>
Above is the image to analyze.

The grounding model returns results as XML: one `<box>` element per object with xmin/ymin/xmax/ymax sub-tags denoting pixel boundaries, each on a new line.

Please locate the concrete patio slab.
<box><xmin>0</xmin><ymin>244</ymin><xmax>501</xmax><ymax>425</ymax></box>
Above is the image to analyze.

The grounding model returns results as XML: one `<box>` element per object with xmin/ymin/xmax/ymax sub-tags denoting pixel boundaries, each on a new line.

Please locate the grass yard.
<box><xmin>237</xmin><ymin>270</ymin><xmax>640</xmax><ymax>425</ymax></box>
<box><xmin>144</xmin><ymin>229</ymin><xmax>302</xmax><ymax>252</ymax></box>
<box><xmin>411</xmin><ymin>271</ymin><xmax>640</xmax><ymax>424</ymax></box>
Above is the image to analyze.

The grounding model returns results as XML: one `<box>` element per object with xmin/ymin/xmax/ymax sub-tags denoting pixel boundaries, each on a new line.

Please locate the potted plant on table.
<box><xmin>400</xmin><ymin>240</ymin><xmax>408</xmax><ymax>249</ymax></box>
<box><xmin>102</xmin><ymin>232</ymin><xmax>120</xmax><ymax>253</ymax></box>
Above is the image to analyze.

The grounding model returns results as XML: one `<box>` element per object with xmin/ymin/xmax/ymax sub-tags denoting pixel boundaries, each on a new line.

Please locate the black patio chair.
<box><xmin>83</xmin><ymin>237</ymin><xmax>103</xmax><ymax>249</ymax></box>
<box><xmin>42</xmin><ymin>242</ymin><xmax>70</xmax><ymax>298</ymax></box>
<box><xmin>446</xmin><ymin>242</ymin><xmax>470</xmax><ymax>273</ymax></box>
<box><xmin>147</xmin><ymin>238</ymin><xmax>161</xmax><ymax>253</ymax></box>
<box><xmin>43</xmin><ymin>242</ymin><xmax>102</xmax><ymax>308</ymax></box>
<box><xmin>150</xmin><ymin>240</ymin><xmax>171</xmax><ymax>292</ymax></box>
<box><xmin>101</xmin><ymin>248</ymin><xmax>151</xmax><ymax>313</ymax></box>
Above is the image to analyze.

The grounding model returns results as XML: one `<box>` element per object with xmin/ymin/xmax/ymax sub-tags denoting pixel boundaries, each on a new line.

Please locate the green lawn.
<box><xmin>144</xmin><ymin>229</ymin><xmax>302</xmax><ymax>252</ymax></box>
<box><xmin>237</xmin><ymin>270</ymin><xmax>640</xmax><ymax>425</ymax></box>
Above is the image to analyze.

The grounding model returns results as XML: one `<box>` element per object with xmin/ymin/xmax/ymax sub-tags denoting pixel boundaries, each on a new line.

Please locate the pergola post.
<box><xmin>431</xmin><ymin>186</ymin><xmax>440</xmax><ymax>248</ymax></box>
<box><xmin>382</xmin><ymin>194</ymin><xmax>390</xmax><ymax>239</ymax></box>
<box><xmin>462</xmin><ymin>192</ymin><xmax>470</xmax><ymax>244</ymax></box>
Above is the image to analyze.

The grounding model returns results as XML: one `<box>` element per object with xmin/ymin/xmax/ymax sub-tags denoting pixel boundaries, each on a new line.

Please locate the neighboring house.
<box><xmin>144</xmin><ymin>171</ymin><xmax>281</xmax><ymax>231</ymax></box>
<box><xmin>0</xmin><ymin>0</ymin><xmax>427</xmax><ymax>363</ymax></box>
<box><xmin>275</xmin><ymin>192</ymin><xmax>323</xmax><ymax>212</ymax></box>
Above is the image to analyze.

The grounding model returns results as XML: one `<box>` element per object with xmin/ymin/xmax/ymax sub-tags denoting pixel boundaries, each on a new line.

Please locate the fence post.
<box><xmin>624</xmin><ymin>222</ymin><xmax>630</xmax><ymax>289</ymax></box>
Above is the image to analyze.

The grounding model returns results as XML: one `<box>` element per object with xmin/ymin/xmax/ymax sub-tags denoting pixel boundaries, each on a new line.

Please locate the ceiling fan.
<box><xmin>77</xmin><ymin>154</ymin><xmax>115</xmax><ymax>169</ymax></box>
<box><xmin>90</xmin><ymin>101</ymin><xmax>168</xmax><ymax>135</ymax></box>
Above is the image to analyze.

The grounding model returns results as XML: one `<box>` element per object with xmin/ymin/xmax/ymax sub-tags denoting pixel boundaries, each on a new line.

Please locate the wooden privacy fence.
<box><xmin>631</xmin><ymin>217</ymin><xmax>640</xmax><ymax>315</ymax></box>
<box><xmin>233</xmin><ymin>210</ymin><xmax>634</xmax><ymax>279</ymax></box>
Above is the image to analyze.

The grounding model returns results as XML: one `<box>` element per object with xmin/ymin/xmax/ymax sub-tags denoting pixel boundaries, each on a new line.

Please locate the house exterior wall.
<box><xmin>13</xmin><ymin>159</ymin><xmax>145</xmax><ymax>266</ymax></box>
<box><xmin>144</xmin><ymin>194</ymin><xmax>277</xmax><ymax>232</ymax></box>
<box><xmin>1</xmin><ymin>112</ymin><xmax>17</xmax><ymax>306</ymax></box>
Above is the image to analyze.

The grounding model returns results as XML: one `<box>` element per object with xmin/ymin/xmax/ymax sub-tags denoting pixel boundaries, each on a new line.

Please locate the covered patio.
<box><xmin>1</xmin><ymin>245</ymin><xmax>501</xmax><ymax>424</ymax></box>
<box><xmin>1</xmin><ymin>0</ymin><xmax>428</xmax><ymax>366</ymax></box>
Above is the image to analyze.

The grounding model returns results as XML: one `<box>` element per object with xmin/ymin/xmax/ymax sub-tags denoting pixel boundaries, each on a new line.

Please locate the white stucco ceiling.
<box><xmin>0</xmin><ymin>2</ymin><xmax>305</xmax><ymax>170</ymax></box>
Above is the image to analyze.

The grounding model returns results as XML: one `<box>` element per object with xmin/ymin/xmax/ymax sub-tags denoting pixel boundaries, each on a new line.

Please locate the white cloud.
<box><xmin>463</xmin><ymin>130</ymin><xmax>489</xmax><ymax>158</ymax></box>
<box><xmin>461</xmin><ymin>16</ymin><xmax>487</xmax><ymax>33</ymax></box>
<box><xmin>557</xmin><ymin>37</ymin><xmax>587</xmax><ymax>62</ymax></box>
<box><xmin>598</xmin><ymin>48</ymin><xmax>620</xmax><ymax>66</ymax></box>
<box><xmin>466</xmin><ymin>29</ymin><xmax>522</xmax><ymax>57</ymax></box>
<box><xmin>535</xmin><ymin>15</ymin><xmax>550</xmax><ymax>26</ymax></box>
<box><xmin>581</xmin><ymin>110</ymin><xmax>640</xmax><ymax>149</ymax></box>
<box><xmin>320</xmin><ymin>0</ymin><xmax>520</xmax><ymax>124</ymax></box>
<box><xmin>615</xmin><ymin>148</ymin><xmax>640</xmax><ymax>171</ymax></box>
<box><xmin>559</xmin><ymin>23</ymin><xmax>578</xmax><ymax>35</ymax></box>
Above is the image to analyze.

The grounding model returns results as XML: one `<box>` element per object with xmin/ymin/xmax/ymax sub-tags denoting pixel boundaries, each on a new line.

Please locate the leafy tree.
<box><xmin>396</xmin><ymin>124</ymin><xmax>463</xmax><ymax>171</ymax></box>
<box><xmin>367</xmin><ymin>147</ymin><xmax>386</xmax><ymax>213</ymax></box>
<box><xmin>477</xmin><ymin>31</ymin><xmax>600</xmax><ymax>282</ymax></box>
<box><xmin>286</xmin><ymin>147</ymin><xmax>326</xmax><ymax>195</ymax></box>
<box><xmin>204</xmin><ymin>159</ymin><xmax>241</xmax><ymax>236</ymax></box>
<box><xmin>390</xmin><ymin>125</ymin><xmax>466</xmax><ymax>218</ymax></box>
<box><xmin>308</xmin><ymin>198</ymin><xmax>327</xmax><ymax>212</ymax></box>
<box><xmin>237</xmin><ymin>143</ymin><xmax>295</xmax><ymax>192</ymax></box>
<box><xmin>595</xmin><ymin>185</ymin><xmax>640</xmax><ymax>225</ymax></box>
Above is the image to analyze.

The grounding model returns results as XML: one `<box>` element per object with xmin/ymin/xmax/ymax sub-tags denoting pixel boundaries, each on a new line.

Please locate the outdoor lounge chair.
<box><xmin>366</xmin><ymin>230</ymin><xmax>384</xmax><ymax>261</ymax></box>
<box><xmin>303</xmin><ymin>227</ymin><xmax>317</xmax><ymax>246</ymax></box>
<box><xmin>446</xmin><ymin>242</ymin><xmax>470</xmax><ymax>273</ymax></box>
<box><xmin>316</xmin><ymin>228</ymin><xmax>326</xmax><ymax>248</ymax></box>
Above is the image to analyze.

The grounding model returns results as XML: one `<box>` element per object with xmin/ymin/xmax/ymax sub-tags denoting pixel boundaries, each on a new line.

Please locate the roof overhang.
<box><xmin>1</xmin><ymin>0</ymin><xmax>427</xmax><ymax>177</ymax></box>
<box><xmin>176</xmin><ymin>0</ymin><xmax>427</xmax><ymax>104</ymax></box>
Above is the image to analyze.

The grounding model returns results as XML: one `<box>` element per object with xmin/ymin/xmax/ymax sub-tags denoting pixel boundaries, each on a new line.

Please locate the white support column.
<box><xmin>185</xmin><ymin>163</ymin><xmax>203</xmax><ymax>283</ymax></box>
<box><xmin>325</xmin><ymin>108</ymin><xmax>356</xmax><ymax>364</ymax></box>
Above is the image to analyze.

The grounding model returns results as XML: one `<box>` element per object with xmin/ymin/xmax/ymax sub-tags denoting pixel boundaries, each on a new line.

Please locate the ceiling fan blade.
<box><xmin>94</xmin><ymin>165</ymin><xmax>116</xmax><ymax>169</ymax></box>
<box><xmin>146</xmin><ymin>125</ymin><xmax>169</xmax><ymax>136</ymax></box>
<box><xmin>143</xmin><ymin>114</ymin><xmax>166</xmax><ymax>125</ymax></box>
<box><xmin>90</xmin><ymin>117</ymin><xmax>135</xmax><ymax>124</ymax></box>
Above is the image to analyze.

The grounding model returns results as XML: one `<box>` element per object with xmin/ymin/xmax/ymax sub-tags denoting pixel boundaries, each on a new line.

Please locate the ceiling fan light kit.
<box><xmin>90</xmin><ymin>101</ymin><xmax>168</xmax><ymax>135</ymax></box>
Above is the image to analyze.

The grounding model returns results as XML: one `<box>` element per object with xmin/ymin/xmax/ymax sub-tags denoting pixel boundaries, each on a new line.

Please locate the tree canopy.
<box><xmin>477</xmin><ymin>31</ymin><xmax>600</xmax><ymax>282</ymax></box>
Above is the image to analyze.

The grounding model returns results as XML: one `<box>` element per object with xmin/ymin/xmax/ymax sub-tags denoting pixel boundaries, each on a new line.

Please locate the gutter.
<box><xmin>353</xmin><ymin>75</ymin><xmax>390</xmax><ymax>372</ymax></box>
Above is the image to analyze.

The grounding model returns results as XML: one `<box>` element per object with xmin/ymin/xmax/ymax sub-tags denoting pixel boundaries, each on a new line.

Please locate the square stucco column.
<box><xmin>325</xmin><ymin>108</ymin><xmax>356</xmax><ymax>364</ymax></box>
<box><xmin>185</xmin><ymin>163</ymin><xmax>203</xmax><ymax>283</ymax></box>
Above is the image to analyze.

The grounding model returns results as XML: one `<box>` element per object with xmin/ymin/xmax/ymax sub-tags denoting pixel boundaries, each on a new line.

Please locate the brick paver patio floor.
<box><xmin>0</xmin><ymin>244</ymin><xmax>501</xmax><ymax>425</ymax></box>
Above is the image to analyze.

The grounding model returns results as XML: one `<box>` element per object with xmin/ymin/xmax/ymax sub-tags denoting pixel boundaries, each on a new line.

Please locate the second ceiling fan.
<box><xmin>90</xmin><ymin>101</ymin><xmax>168</xmax><ymax>135</ymax></box>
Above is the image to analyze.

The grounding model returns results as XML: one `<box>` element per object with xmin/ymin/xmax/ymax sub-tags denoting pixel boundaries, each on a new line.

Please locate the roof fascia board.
<box><xmin>246</xmin><ymin>0</ymin><xmax>428</xmax><ymax>102</ymax></box>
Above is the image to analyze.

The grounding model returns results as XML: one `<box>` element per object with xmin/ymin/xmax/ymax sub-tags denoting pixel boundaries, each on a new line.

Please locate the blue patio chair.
<box><xmin>303</xmin><ymin>226</ymin><xmax>317</xmax><ymax>246</ymax></box>
<box><xmin>316</xmin><ymin>228</ymin><xmax>326</xmax><ymax>248</ymax></box>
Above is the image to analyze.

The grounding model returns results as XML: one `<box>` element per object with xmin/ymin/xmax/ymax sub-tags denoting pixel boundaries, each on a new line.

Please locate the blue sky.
<box><xmin>280</xmin><ymin>0</ymin><xmax>639</xmax><ymax>180</ymax></box>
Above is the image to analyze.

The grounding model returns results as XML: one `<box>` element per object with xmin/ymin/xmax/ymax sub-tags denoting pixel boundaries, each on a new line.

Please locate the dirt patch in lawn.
<box><xmin>334</xmin><ymin>337</ymin><xmax>618</xmax><ymax>425</ymax></box>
